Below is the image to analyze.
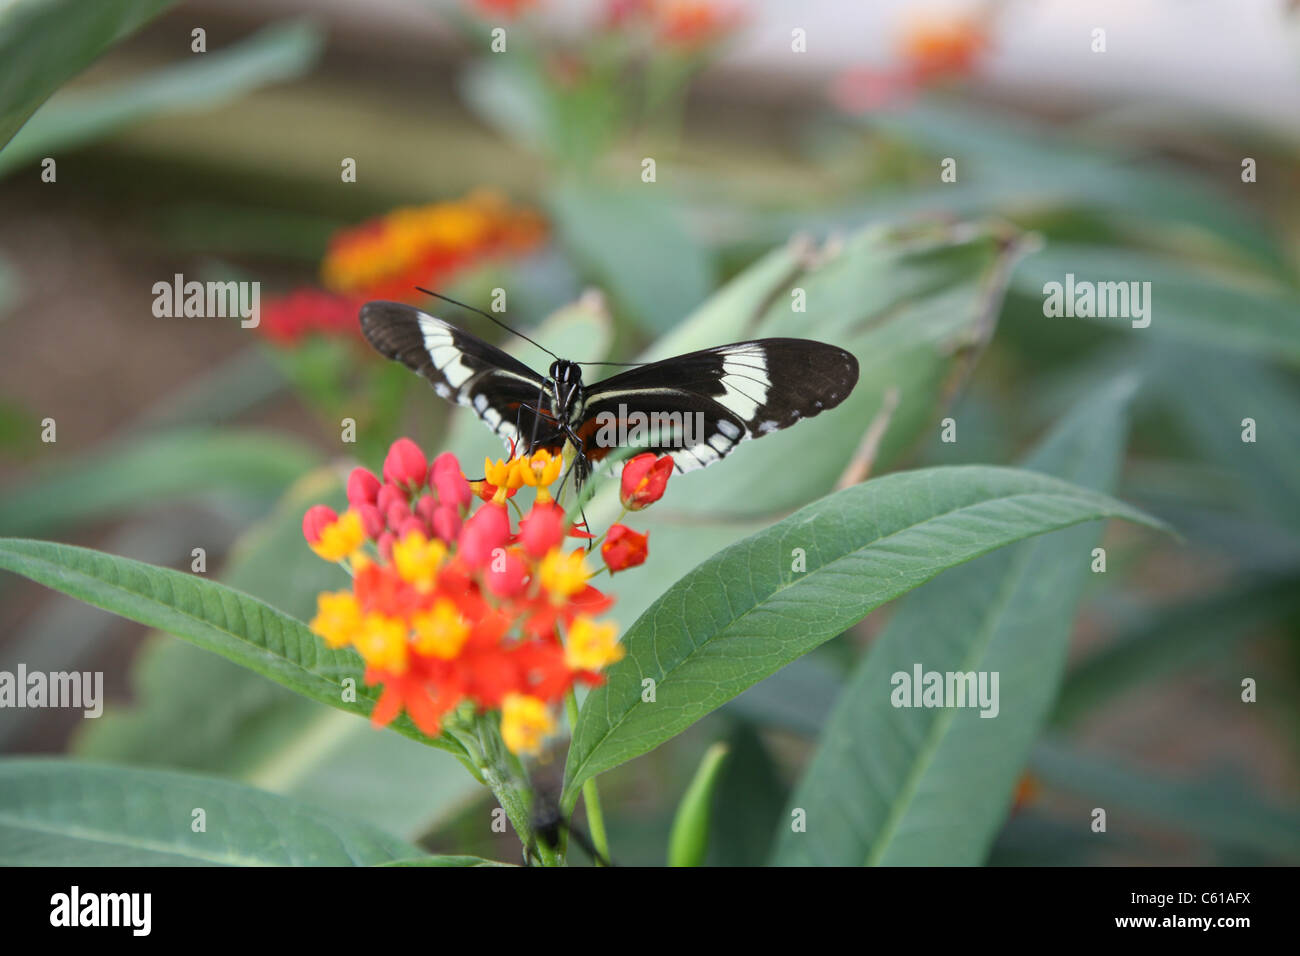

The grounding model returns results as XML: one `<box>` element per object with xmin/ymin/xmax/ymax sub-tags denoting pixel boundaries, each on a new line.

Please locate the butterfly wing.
<box><xmin>360</xmin><ymin>301</ymin><xmax>560</xmax><ymax>445</ymax></box>
<box><xmin>576</xmin><ymin>338</ymin><xmax>859</xmax><ymax>473</ymax></box>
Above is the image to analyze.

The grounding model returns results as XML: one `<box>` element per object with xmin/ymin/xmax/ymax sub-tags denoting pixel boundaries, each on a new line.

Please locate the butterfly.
<box><xmin>359</xmin><ymin>295</ymin><xmax>859</xmax><ymax>489</ymax></box>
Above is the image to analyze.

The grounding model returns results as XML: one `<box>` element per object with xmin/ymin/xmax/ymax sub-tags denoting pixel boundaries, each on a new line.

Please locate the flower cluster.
<box><xmin>302</xmin><ymin>438</ymin><xmax>672</xmax><ymax>754</ymax></box>
<box><xmin>260</xmin><ymin>190</ymin><xmax>546</xmax><ymax>346</ymax></box>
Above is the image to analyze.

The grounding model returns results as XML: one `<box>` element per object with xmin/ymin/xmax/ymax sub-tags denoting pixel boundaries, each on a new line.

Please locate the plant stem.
<box><xmin>565</xmin><ymin>689</ymin><xmax>611</xmax><ymax>865</ymax></box>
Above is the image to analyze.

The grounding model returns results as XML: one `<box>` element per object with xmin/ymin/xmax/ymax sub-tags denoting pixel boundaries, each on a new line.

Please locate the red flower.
<box><xmin>602</xmin><ymin>523</ymin><xmax>648</xmax><ymax>573</ymax></box>
<box><xmin>258</xmin><ymin>288</ymin><xmax>365</xmax><ymax>346</ymax></box>
<box><xmin>620</xmin><ymin>453</ymin><xmax>673</xmax><ymax>510</ymax></box>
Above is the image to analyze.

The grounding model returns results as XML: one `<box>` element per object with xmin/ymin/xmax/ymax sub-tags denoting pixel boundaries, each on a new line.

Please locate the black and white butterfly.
<box><xmin>359</xmin><ymin>297</ymin><xmax>859</xmax><ymax>488</ymax></box>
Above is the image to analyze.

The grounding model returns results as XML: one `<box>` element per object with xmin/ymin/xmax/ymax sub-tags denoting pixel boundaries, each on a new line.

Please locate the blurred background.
<box><xmin>1</xmin><ymin>0</ymin><xmax>1298</xmax><ymax>865</ymax></box>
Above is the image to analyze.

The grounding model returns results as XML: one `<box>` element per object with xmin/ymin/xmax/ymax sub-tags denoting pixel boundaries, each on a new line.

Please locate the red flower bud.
<box><xmin>414</xmin><ymin>494</ymin><xmax>439</xmax><ymax>533</ymax></box>
<box><xmin>518</xmin><ymin>501</ymin><xmax>566</xmax><ymax>558</ymax></box>
<box><xmin>432</xmin><ymin>452</ymin><xmax>472</xmax><ymax>510</ymax></box>
<box><xmin>484</xmin><ymin>548</ymin><xmax>529</xmax><ymax>598</ymax></box>
<box><xmin>357</xmin><ymin>503</ymin><xmax>385</xmax><ymax>539</ymax></box>
<box><xmin>432</xmin><ymin>503</ymin><xmax>462</xmax><ymax>543</ymax></box>
<box><xmin>376</xmin><ymin>482</ymin><xmax>409</xmax><ymax>514</ymax></box>
<box><xmin>346</xmin><ymin>467</ymin><xmax>382</xmax><ymax>508</ymax></box>
<box><xmin>383</xmin><ymin>437</ymin><xmax>428</xmax><ymax>488</ymax></box>
<box><xmin>602</xmin><ymin>523</ymin><xmax>648</xmax><ymax>573</ymax></box>
<box><xmin>302</xmin><ymin>505</ymin><xmax>338</xmax><ymax>545</ymax></box>
<box><xmin>377</xmin><ymin>531</ymin><xmax>395</xmax><ymax>562</ymax></box>
<box><xmin>620</xmin><ymin>453</ymin><xmax>673</xmax><ymax>510</ymax></box>
<box><xmin>385</xmin><ymin>501</ymin><xmax>410</xmax><ymax>533</ymax></box>
<box><xmin>397</xmin><ymin>517</ymin><xmax>425</xmax><ymax>541</ymax></box>
<box><xmin>458</xmin><ymin>502</ymin><xmax>511</xmax><ymax>569</ymax></box>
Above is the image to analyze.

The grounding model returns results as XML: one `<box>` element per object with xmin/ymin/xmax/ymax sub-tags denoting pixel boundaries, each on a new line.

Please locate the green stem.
<box><xmin>565</xmin><ymin>689</ymin><xmax>611</xmax><ymax>865</ymax></box>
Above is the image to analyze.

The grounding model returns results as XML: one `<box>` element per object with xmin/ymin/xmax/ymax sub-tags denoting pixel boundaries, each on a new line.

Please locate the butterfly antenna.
<box><xmin>576</xmin><ymin>360</ymin><xmax>646</xmax><ymax>367</ymax></box>
<box><xmin>415</xmin><ymin>287</ymin><xmax>559</xmax><ymax>362</ymax></box>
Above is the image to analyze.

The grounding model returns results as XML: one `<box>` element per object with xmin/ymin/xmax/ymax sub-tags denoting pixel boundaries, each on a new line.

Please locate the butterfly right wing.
<box><xmin>360</xmin><ymin>301</ymin><xmax>556</xmax><ymax>445</ymax></box>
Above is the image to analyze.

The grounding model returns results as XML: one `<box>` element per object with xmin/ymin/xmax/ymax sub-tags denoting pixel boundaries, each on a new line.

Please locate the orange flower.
<box><xmin>601</xmin><ymin>523</ymin><xmax>648</xmax><ymax>573</ymax></box>
<box><xmin>899</xmin><ymin>12</ymin><xmax>988</xmax><ymax>83</ymax></box>
<box><xmin>654</xmin><ymin>0</ymin><xmax>743</xmax><ymax>50</ymax></box>
<box><xmin>620</xmin><ymin>453</ymin><xmax>674</xmax><ymax>510</ymax></box>
<box><xmin>321</xmin><ymin>190</ymin><xmax>546</xmax><ymax>301</ymax></box>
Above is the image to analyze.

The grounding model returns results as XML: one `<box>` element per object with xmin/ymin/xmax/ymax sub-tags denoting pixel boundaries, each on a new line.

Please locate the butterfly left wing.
<box><xmin>360</xmin><ymin>301</ymin><xmax>560</xmax><ymax>446</ymax></box>
<box><xmin>574</xmin><ymin>338</ymin><xmax>859</xmax><ymax>473</ymax></box>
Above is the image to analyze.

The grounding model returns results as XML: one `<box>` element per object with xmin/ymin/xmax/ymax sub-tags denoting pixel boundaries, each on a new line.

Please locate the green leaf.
<box><xmin>564</xmin><ymin>462</ymin><xmax>1167</xmax><ymax>803</ymax></box>
<box><xmin>75</xmin><ymin>472</ymin><xmax>480</xmax><ymax>837</ymax></box>
<box><xmin>0</xmin><ymin>19</ymin><xmax>324</xmax><ymax>177</ymax></box>
<box><xmin>0</xmin><ymin>428</ymin><xmax>320</xmax><ymax>537</ymax></box>
<box><xmin>1012</xmin><ymin>246</ymin><xmax>1300</xmax><ymax>366</ymax></box>
<box><xmin>0</xmin><ymin>537</ymin><xmax>466</xmax><ymax>760</ymax></box>
<box><xmin>0</xmin><ymin>0</ymin><xmax>176</xmax><ymax>150</ymax></box>
<box><xmin>1029</xmin><ymin>740</ymin><xmax>1300</xmax><ymax>862</ymax></box>
<box><xmin>0</xmin><ymin>758</ymin><xmax>423</xmax><ymax>865</ymax></box>
<box><xmin>666</xmin><ymin>742</ymin><xmax>729</xmax><ymax>867</ymax></box>
<box><xmin>546</xmin><ymin>179</ymin><xmax>714</xmax><ymax>335</ymax></box>
<box><xmin>771</xmin><ymin>376</ymin><xmax>1138</xmax><ymax>866</ymax></box>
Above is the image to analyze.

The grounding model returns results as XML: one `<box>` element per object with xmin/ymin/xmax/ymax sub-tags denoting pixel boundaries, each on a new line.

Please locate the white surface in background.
<box><xmin>194</xmin><ymin>0</ymin><xmax>1300</xmax><ymax>131</ymax></box>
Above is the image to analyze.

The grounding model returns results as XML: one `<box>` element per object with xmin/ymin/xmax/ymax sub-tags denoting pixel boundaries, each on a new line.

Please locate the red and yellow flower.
<box><xmin>303</xmin><ymin>441</ymin><xmax>661</xmax><ymax>754</ymax></box>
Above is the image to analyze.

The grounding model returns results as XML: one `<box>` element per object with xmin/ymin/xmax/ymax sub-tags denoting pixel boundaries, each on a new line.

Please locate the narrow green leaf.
<box><xmin>546</xmin><ymin>179</ymin><xmax>713</xmax><ymax>334</ymax></box>
<box><xmin>0</xmin><ymin>19</ymin><xmax>324</xmax><ymax>176</ymax></box>
<box><xmin>376</xmin><ymin>856</ymin><xmax>511</xmax><ymax>867</ymax></box>
<box><xmin>0</xmin><ymin>0</ymin><xmax>176</xmax><ymax>150</ymax></box>
<box><xmin>1012</xmin><ymin>247</ymin><xmax>1300</xmax><ymax>365</ymax></box>
<box><xmin>564</xmin><ymin>462</ymin><xmax>1167</xmax><ymax>802</ymax></box>
<box><xmin>772</xmin><ymin>376</ymin><xmax>1137</xmax><ymax>866</ymax></box>
<box><xmin>0</xmin><ymin>758</ymin><xmax>422</xmax><ymax>865</ymax></box>
<box><xmin>0</xmin><ymin>428</ymin><xmax>320</xmax><ymax>537</ymax></box>
<box><xmin>1052</xmin><ymin>572</ymin><xmax>1300</xmax><ymax>727</ymax></box>
<box><xmin>667</xmin><ymin>742</ymin><xmax>729</xmax><ymax>867</ymax></box>
<box><xmin>0</xmin><ymin>537</ymin><xmax>464</xmax><ymax>758</ymax></box>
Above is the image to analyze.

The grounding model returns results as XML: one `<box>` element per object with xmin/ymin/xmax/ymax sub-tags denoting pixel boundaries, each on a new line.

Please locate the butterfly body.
<box><xmin>360</xmin><ymin>301</ymin><xmax>859</xmax><ymax>486</ymax></box>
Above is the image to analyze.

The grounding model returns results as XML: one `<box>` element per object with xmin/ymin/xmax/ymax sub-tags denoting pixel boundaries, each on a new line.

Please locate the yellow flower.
<box><xmin>484</xmin><ymin>455</ymin><xmax>526</xmax><ymax>491</ymax></box>
<box><xmin>309</xmin><ymin>509</ymin><xmax>366</xmax><ymax>562</ymax></box>
<box><xmin>518</xmin><ymin>449</ymin><xmax>563</xmax><ymax>498</ymax></box>
<box><xmin>538</xmin><ymin>547</ymin><xmax>590</xmax><ymax>600</ymax></box>
<box><xmin>412</xmin><ymin>599</ymin><xmax>471</xmax><ymax>659</ymax></box>
<box><xmin>391</xmin><ymin>531</ymin><xmax>446</xmax><ymax>592</ymax></box>
<box><xmin>354</xmin><ymin>613</ymin><xmax>409</xmax><ymax>674</ymax></box>
<box><xmin>564</xmin><ymin>616</ymin><xmax>625</xmax><ymax>672</ymax></box>
<box><xmin>500</xmin><ymin>693</ymin><xmax>555</xmax><ymax>755</ymax></box>
<box><xmin>309</xmin><ymin>591</ymin><xmax>363</xmax><ymax>648</ymax></box>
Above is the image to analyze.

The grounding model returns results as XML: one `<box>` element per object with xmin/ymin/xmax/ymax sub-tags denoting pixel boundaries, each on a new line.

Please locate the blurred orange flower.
<box><xmin>654</xmin><ymin>0</ymin><xmax>743</xmax><ymax>50</ymax></box>
<box><xmin>259</xmin><ymin>190</ymin><xmax>545</xmax><ymax>346</ymax></box>
<box><xmin>899</xmin><ymin>11</ymin><xmax>988</xmax><ymax>84</ymax></box>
